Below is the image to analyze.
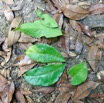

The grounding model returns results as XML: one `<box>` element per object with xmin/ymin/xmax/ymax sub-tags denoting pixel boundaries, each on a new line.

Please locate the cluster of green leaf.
<box><xmin>16</xmin><ymin>10</ymin><xmax>62</xmax><ymax>38</ymax></box>
<box><xmin>17</xmin><ymin>11</ymin><xmax>88</xmax><ymax>86</ymax></box>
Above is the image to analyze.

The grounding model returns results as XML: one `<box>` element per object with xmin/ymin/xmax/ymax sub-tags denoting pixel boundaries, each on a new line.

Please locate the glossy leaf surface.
<box><xmin>24</xmin><ymin>63</ymin><xmax>66</xmax><ymax>86</ymax></box>
<box><xmin>25</xmin><ymin>43</ymin><xmax>65</xmax><ymax>63</ymax></box>
<box><xmin>68</xmin><ymin>62</ymin><xmax>88</xmax><ymax>85</ymax></box>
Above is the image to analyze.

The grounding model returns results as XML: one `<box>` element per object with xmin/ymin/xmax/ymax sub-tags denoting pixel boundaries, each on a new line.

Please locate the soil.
<box><xmin>0</xmin><ymin>0</ymin><xmax>104</xmax><ymax>103</ymax></box>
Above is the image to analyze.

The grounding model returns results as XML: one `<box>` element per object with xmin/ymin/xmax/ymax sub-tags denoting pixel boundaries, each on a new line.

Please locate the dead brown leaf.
<box><xmin>53</xmin><ymin>13</ymin><xmax>63</xmax><ymax>29</ymax></box>
<box><xmin>13</xmin><ymin>55</ymin><xmax>37</xmax><ymax>76</ymax></box>
<box><xmin>1</xmin><ymin>38</ymin><xmax>12</xmax><ymax>66</ymax></box>
<box><xmin>87</xmin><ymin>45</ymin><xmax>102</xmax><ymax>72</ymax></box>
<box><xmin>7</xmin><ymin>16</ymin><xmax>23</xmax><ymax>47</ymax></box>
<box><xmin>70</xmin><ymin>20</ymin><xmax>81</xmax><ymax>32</ymax></box>
<box><xmin>1</xmin><ymin>81</ymin><xmax>15</xmax><ymax>103</ymax></box>
<box><xmin>95</xmin><ymin>33</ymin><xmax>104</xmax><ymax>42</ymax></box>
<box><xmin>90</xmin><ymin>3</ymin><xmax>104</xmax><ymax>15</ymax></box>
<box><xmin>61</xmin><ymin>4</ymin><xmax>89</xmax><ymax>20</ymax></box>
<box><xmin>55</xmin><ymin>91</ymin><xmax>71</xmax><ymax>103</ymax></box>
<box><xmin>33</xmin><ymin>87</ymin><xmax>54</xmax><ymax>94</ymax></box>
<box><xmin>18</xmin><ymin>33</ymin><xmax>39</xmax><ymax>43</ymax></box>
<box><xmin>95</xmin><ymin>41</ymin><xmax>104</xmax><ymax>50</ymax></box>
<box><xmin>25</xmin><ymin>96</ymin><xmax>34</xmax><ymax>103</ymax></box>
<box><xmin>15</xmin><ymin>90</ymin><xmax>26</xmax><ymax>103</ymax></box>
<box><xmin>3</xmin><ymin>5</ymin><xmax>14</xmax><ymax>21</ymax></box>
<box><xmin>72</xmin><ymin>81</ymin><xmax>98</xmax><ymax>101</ymax></box>
<box><xmin>19</xmin><ymin>43</ymin><xmax>33</xmax><ymax>51</ymax></box>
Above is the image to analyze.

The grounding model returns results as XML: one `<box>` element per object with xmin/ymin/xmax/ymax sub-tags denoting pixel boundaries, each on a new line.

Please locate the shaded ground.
<box><xmin>0</xmin><ymin>0</ymin><xmax>104</xmax><ymax>103</ymax></box>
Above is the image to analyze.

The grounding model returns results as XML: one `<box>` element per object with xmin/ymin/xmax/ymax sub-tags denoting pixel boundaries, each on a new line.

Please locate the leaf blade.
<box><xmin>68</xmin><ymin>62</ymin><xmax>88</xmax><ymax>85</ymax></box>
<box><xmin>23</xmin><ymin>63</ymin><xmax>66</xmax><ymax>86</ymax></box>
<box><xmin>25</xmin><ymin>43</ymin><xmax>65</xmax><ymax>63</ymax></box>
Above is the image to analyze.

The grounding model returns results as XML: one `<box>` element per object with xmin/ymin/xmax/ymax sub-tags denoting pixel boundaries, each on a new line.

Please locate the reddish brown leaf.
<box><xmin>7</xmin><ymin>16</ymin><xmax>23</xmax><ymax>47</ymax></box>
<box><xmin>3</xmin><ymin>5</ymin><xmax>14</xmax><ymax>21</ymax></box>
<box><xmin>15</xmin><ymin>90</ymin><xmax>26</xmax><ymax>103</ymax></box>
<box><xmin>61</xmin><ymin>4</ymin><xmax>89</xmax><ymax>20</ymax></box>
<box><xmin>95</xmin><ymin>33</ymin><xmax>104</xmax><ymax>42</ymax></box>
<box><xmin>72</xmin><ymin>81</ymin><xmax>98</xmax><ymax>100</ymax></box>
<box><xmin>20</xmin><ymin>89</ymin><xmax>32</xmax><ymax>95</ymax></box>
<box><xmin>0</xmin><ymin>74</ymin><xmax>7</xmax><ymax>87</ymax></box>
<box><xmin>90</xmin><ymin>3</ymin><xmax>104</xmax><ymax>15</ymax></box>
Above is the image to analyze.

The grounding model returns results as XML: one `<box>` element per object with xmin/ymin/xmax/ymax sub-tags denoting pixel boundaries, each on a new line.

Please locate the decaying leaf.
<box><xmin>7</xmin><ymin>16</ymin><xmax>23</xmax><ymax>47</ymax></box>
<box><xmin>61</xmin><ymin>4</ymin><xmax>89</xmax><ymax>20</ymax></box>
<box><xmin>1</xmin><ymin>38</ymin><xmax>12</xmax><ymax>65</ymax></box>
<box><xmin>25</xmin><ymin>96</ymin><xmax>34</xmax><ymax>103</ymax></box>
<box><xmin>95</xmin><ymin>33</ymin><xmax>104</xmax><ymax>42</ymax></box>
<box><xmin>70</xmin><ymin>20</ymin><xmax>81</xmax><ymax>32</ymax></box>
<box><xmin>87</xmin><ymin>45</ymin><xmax>102</xmax><ymax>72</ymax></box>
<box><xmin>15</xmin><ymin>90</ymin><xmax>26</xmax><ymax>103</ymax></box>
<box><xmin>55</xmin><ymin>91</ymin><xmax>71</xmax><ymax>103</ymax></box>
<box><xmin>0</xmin><ymin>78</ymin><xmax>15</xmax><ymax>103</ymax></box>
<box><xmin>33</xmin><ymin>87</ymin><xmax>54</xmax><ymax>94</ymax></box>
<box><xmin>0</xmin><ymin>0</ymin><xmax>14</xmax><ymax>4</ymax></box>
<box><xmin>90</xmin><ymin>3</ymin><xmax>104</xmax><ymax>14</ymax></box>
<box><xmin>72</xmin><ymin>81</ymin><xmax>99</xmax><ymax>101</ymax></box>
<box><xmin>18</xmin><ymin>33</ymin><xmax>39</xmax><ymax>43</ymax></box>
<box><xmin>13</xmin><ymin>55</ymin><xmax>37</xmax><ymax>76</ymax></box>
<box><xmin>53</xmin><ymin>13</ymin><xmax>63</xmax><ymax>29</ymax></box>
<box><xmin>3</xmin><ymin>5</ymin><xmax>14</xmax><ymax>21</ymax></box>
<box><xmin>95</xmin><ymin>41</ymin><xmax>104</xmax><ymax>50</ymax></box>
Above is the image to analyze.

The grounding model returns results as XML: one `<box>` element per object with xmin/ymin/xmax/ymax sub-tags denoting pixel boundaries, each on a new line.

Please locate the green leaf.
<box><xmin>68</xmin><ymin>62</ymin><xmax>88</xmax><ymax>85</ymax></box>
<box><xmin>16</xmin><ymin>11</ymin><xmax>62</xmax><ymax>38</ymax></box>
<box><xmin>25</xmin><ymin>43</ymin><xmax>65</xmax><ymax>63</ymax></box>
<box><xmin>36</xmin><ymin>10</ymin><xmax>58</xmax><ymax>28</ymax></box>
<box><xmin>23</xmin><ymin>63</ymin><xmax>66</xmax><ymax>86</ymax></box>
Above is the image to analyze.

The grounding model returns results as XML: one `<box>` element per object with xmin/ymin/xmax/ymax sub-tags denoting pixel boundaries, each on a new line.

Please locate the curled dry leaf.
<box><xmin>15</xmin><ymin>90</ymin><xmax>26</xmax><ymax>103</ymax></box>
<box><xmin>61</xmin><ymin>4</ymin><xmax>89</xmax><ymax>20</ymax></box>
<box><xmin>3</xmin><ymin>5</ymin><xmax>14</xmax><ymax>21</ymax></box>
<box><xmin>72</xmin><ymin>81</ymin><xmax>99</xmax><ymax>101</ymax></box>
<box><xmin>18</xmin><ymin>33</ymin><xmax>39</xmax><ymax>43</ymax></box>
<box><xmin>90</xmin><ymin>3</ymin><xmax>104</xmax><ymax>15</ymax></box>
<box><xmin>87</xmin><ymin>45</ymin><xmax>102</xmax><ymax>72</ymax></box>
<box><xmin>7</xmin><ymin>16</ymin><xmax>23</xmax><ymax>47</ymax></box>
<box><xmin>20</xmin><ymin>89</ymin><xmax>32</xmax><ymax>95</ymax></box>
<box><xmin>0</xmin><ymin>0</ymin><xmax>14</xmax><ymax>4</ymax></box>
